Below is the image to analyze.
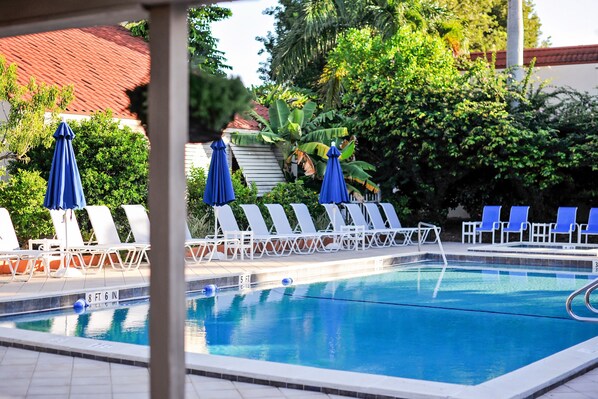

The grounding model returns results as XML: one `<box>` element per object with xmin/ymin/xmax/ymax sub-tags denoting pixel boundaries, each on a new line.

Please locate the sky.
<box><xmin>212</xmin><ymin>0</ymin><xmax>598</xmax><ymax>87</ymax></box>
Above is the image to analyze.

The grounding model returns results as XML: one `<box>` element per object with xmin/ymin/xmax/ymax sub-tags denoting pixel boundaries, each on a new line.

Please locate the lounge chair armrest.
<box><xmin>492</xmin><ymin>221</ymin><xmax>501</xmax><ymax>230</ymax></box>
<box><xmin>579</xmin><ymin>223</ymin><xmax>588</xmax><ymax>230</ymax></box>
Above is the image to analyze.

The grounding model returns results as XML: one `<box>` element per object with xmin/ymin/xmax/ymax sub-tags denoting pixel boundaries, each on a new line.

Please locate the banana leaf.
<box><xmin>339</xmin><ymin>140</ymin><xmax>355</xmax><ymax>160</ymax></box>
<box><xmin>302</xmin><ymin>127</ymin><xmax>348</xmax><ymax>143</ymax></box>
<box><xmin>298</xmin><ymin>142</ymin><xmax>330</xmax><ymax>158</ymax></box>
<box><xmin>269</xmin><ymin>99</ymin><xmax>290</xmax><ymax>132</ymax></box>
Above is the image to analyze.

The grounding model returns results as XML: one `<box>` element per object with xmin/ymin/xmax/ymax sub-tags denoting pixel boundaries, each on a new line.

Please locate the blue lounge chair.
<box><xmin>501</xmin><ymin>206</ymin><xmax>530</xmax><ymax>243</ymax></box>
<box><xmin>473</xmin><ymin>205</ymin><xmax>502</xmax><ymax>244</ymax></box>
<box><xmin>549</xmin><ymin>207</ymin><xmax>578</xmax><ymax>243</ymax></box>
<box><xmin>578</xmin><ymin>208</ymin><xmax>598</xmax><ymax>243</ymax></box>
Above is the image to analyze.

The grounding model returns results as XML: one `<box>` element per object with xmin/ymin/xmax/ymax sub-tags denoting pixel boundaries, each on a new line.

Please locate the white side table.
<box><xmin>225</xmin><ymin>231</ymin><xmax>254</xmax><ymax>260</ymax></box>
<box><xmin>341</xmin><ymin>225</ymin><xmax>366</xmax><ymax>250</ymax></box>
<box><xmin>530</xmin><ymin>223</ymin><xmax>551</xmax><ymax>243</ymax></box>
<box><xmin>462</xmin><ymin>222</ymin><xmax>479</xmax><ymax>244</ymax></box>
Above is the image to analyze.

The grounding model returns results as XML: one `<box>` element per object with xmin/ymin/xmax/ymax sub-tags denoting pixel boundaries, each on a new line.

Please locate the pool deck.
<box><xmin>1</xmin><ymin>241</ymin><xmax>598</xmax><ymax>399</ymax></box>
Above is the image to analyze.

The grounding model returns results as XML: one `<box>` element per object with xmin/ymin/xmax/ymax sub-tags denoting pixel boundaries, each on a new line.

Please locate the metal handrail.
<box><xmin>566</xmin><ymin>277</ymin><xmax>598</xmax><ymax>322</ymax></box>
<box><xmin>417</xmin><ymin>222</ymin><xmax>447</xmax><ymax>266</ymax></box>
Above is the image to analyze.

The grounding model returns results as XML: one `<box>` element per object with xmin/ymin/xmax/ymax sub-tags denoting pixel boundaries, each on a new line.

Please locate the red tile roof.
<box><xmin>227</xmin><ymin>103</ymin><xmax>269</xmax><ymax>130</ymax></box>
<box><xmin>0</xmin><ymin>25</ymin><xmax>150</xmax><ymax>119</ymax></box>
<box><xmin>0</xmin><ymin>25</ymin><xmax>270</xmax><ymax>129</ymax></box>
<box><xmin>470</xmin><ymin>44</ymin><xmax>598</xmax><ymax>69</ymax></box>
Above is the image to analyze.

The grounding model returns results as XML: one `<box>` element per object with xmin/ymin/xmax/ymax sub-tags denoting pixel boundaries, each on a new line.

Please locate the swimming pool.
<box><xmin>2</xmin><ymin>265</ymin><xmax>598</xmax><ymax>385</ymax></box>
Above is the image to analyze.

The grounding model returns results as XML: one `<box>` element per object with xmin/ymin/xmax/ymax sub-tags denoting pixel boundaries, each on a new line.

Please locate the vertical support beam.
<box><xmin>147</xmin><ymin>4</ymin><xmax>188</xmax><ymax>399</ymax></box>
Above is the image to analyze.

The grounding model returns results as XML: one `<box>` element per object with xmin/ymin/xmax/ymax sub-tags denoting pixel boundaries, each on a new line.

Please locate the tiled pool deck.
<box><xmin>1</xmin><ymin>242</ymin><xmax>597</xmax><ymax>399</ymax></box>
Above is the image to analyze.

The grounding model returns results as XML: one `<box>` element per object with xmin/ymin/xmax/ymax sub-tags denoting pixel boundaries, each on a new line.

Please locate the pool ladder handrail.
<box><xmin>417</xmin><ymin>222</ymin><xmax>448</xmax><ymax>266</ymax></box>
<box><xmin>566</xmin><ymin>277</ymin><xmax>598</xmax><ymax>322</ymax></box>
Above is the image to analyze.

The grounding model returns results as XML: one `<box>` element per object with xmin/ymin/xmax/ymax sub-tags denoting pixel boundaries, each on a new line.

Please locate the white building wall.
<box><xmin>532</xmin><ymin>63</ymin><xmax>598</xmax><ymax>95</ymax></box>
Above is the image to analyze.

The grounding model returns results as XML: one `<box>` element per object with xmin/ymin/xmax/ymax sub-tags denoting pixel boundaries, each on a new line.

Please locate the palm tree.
<box><xmin>506</xmin><ymin>0</ymin><xmax>524</xmax><ymax>83</ymax></box>
<box><xmin>231</xmin><ymin>100</ymin><xmax>379</xmax><ymax>195</ymax></box>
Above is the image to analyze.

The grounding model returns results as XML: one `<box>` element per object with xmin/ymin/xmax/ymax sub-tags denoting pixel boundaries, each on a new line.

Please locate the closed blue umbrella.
<box><xmin>44</xmin><ymin>121</ymin><xmax>86</xmax><ymax>277</ymax></box>
<box><xmin>203</xmin><ymin>139</ymin><xmax>235</xmax><ymax>207</ymax></box>
<box><xmin>319</xmin><ymin>142</ymin><xmax>349</xmax><ymax>231</ymax></box>
<box><xmin>203</xmin><ymin>139</ymin><xmax>235</xmax><ymax>255</ymax></box>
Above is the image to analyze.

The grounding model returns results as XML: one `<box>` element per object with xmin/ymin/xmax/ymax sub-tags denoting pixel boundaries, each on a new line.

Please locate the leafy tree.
<box><xmin>0</xmin><ymin>56</ymin><xmax>73</xmax><ymax>168</ymax></box>
<box><xmin>328</xmin><ymin>28</ymin><xmax>559</xmax><ymax>222</ymax></box>
<box><xmin>127</xmin><ymin>69</ymin><xmax>253</xmax><ymax>143</ymax></box>
<box><xmin>252</xmin><ymin>83</ymin><xmax>317</xmax><ymax>109</ymax></box>
<box><xmin>10</xmin><ymin>111</ymin><xmax>150</xmax><ymax>234</ymax></box>
<box><xmin>0</xmin><ymin>170</ymin><xmax>53</xmax><ymax>244</ymax></box>
<box><xmin>231</xmin><ymin>99</ymin><xmax>378</xmax><ymax>195</ymax></box>
<box><xmin>259</xmin><ymin>0</ymin><xmax>542</xmax><ymax>89</ymax></box>
<box><xmin>436</xmin><ymin>0</ymin><xmax>543</xmax><ymax>52</ymax></box>
<box><xmin>124</xmin><ymin>6</ymin><xmax>232</xmax><ymax>75</ymax></box>
<box><xmin>260</xmin><ymin>0</ymin><xmax>459</xmax><ymax>88</ymax></box>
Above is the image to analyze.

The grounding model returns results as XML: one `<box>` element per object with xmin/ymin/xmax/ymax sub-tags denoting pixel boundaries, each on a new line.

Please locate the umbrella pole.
<box><xmin>210</xmin><ymin>207</ymin><xmax>219</xmax><ymax>261</ymax></box>
<box><xmin>52</xmin><ymin>209</ymin><xmax>82</xmax><ymax>278</ymax></box>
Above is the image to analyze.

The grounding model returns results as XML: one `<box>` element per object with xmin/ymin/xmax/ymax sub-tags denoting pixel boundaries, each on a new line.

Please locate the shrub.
<box><xmin>0</xmin><ymin>170</ymin><xmax>53</xmax><ymax>245</ymax></box>
<box><xmin>10</xmin><ymin>111</ymin><xmax>149</xmax><ymax>237</ymax></box>
<box><xmin>186</xmin><ymin>166</ymin><xmax>258</xmax><ymax>235</ymax></box>
<box><xmin>261</xmin><ymin>180</ymin><xmax>322</xmax><ymax>228</ymax></box>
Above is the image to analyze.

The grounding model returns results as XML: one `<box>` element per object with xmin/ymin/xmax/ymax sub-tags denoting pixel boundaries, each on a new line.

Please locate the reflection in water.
<box><xmin>4</xmin><ymin>268</ymin><xmax>598</xmax><ymax>385</ymax></box>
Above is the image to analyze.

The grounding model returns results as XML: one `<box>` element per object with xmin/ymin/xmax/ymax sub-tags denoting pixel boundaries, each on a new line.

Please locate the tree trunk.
<box><xmin>506</xmin><ymin>0</ymin><xmax>524</xmax><ymax>83</ymax></box>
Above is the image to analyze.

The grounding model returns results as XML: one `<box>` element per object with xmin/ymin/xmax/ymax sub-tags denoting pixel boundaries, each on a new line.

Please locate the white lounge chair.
<box><xmin>362</xmin><ymin>202</ymin><xmax>413</xmax><ymax>246</ymax></box>
<box><xmin>321</xmin><ymin>203</ymin><xmax>366</xmax><ymax>250</ymax></box>
<box><xmin>0</xmin><ymin>208</ymin><xmax>58</xmax><ymax>281</ymax></box>
<box><xmin>379</xmin><ymin>202</ymin><xmax>433</xmax><ymax>244</ymax></box>
<box><xmin>85</xmin><ymin>205</ymin><xmax>149</xmax><ymax>270</ymax></box>
<box><xmin>264</xmin><ymin>204</ymin><xmax>317</xmax><ymax>254</ymax></box>
<box><xmin>343</xmin><ymin>203</ymin><xmax>396</xmax><ymax>248</ymax></box>
<box><xmin>240</xmin><ymin>204</ymin><xmax>294</xmax><ymax>256</ymax></box>
<box><xmin>49</xmin><ymin>209</ymin><xmax>125</xmax><ymax>273</ymax></box>
<box><xmin>121</xmin><ymin>205</ymin><xmax>150</xmax><ymax>244</ymax></box>
<box><xmin>289</xmin><ymin>203</ymin><xmax>344</xmax><ymax>252</ymax></box>
<box><xmin>122</xmin><ymin>204</ymin><xmax>226</xmax><ymax>263</ymax></box>
<box><xmin>214</xmin><ymin>204</ymin><xmax>257</xmax><ymax>259</ymax></box>
<box><xmin>184</xmin><ymin>223</ymin><xmax>240</xmax><ymax>262</ymax></box>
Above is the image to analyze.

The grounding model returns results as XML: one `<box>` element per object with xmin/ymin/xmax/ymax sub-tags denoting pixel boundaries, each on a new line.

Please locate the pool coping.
<box><xmin>0</xmin><ymin>326</ymin><xmax>597</xmax><ymax>399</ymax></box>
<box><xmin>1</xmin><ymin>249</ymin><xmax>598</xmax><ymax>398</ymax></box>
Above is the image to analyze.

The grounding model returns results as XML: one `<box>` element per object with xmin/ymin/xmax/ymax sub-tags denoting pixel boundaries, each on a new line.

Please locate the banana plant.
<box><xmin>231</xmin><ymin>99</ymin><xmax>379</xmax><ymax>194</ymax></box>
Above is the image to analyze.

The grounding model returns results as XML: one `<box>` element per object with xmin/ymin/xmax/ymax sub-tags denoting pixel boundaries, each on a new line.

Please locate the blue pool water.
<box><xmin>3</xmin><ymin>266</ymin><xmax>598</xmax><ymax>385</ymax></box>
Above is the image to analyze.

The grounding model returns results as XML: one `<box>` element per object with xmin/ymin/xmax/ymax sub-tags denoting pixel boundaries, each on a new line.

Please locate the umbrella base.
<box><xmin>51</xmin><ymin>267</ymin><xmax>83</xmax><ymax>278</ymax></box>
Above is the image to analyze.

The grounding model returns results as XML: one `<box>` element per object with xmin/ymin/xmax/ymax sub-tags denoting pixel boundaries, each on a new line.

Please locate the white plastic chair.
<box><xmin>49</xmin><ymin>209</ymin><xmax>118</xmax><ymax>273</ymax></box>
<box><xmin>240</xmin><ymin>204</ymin><xmax>294</xmax><ymax>256</ymax></box>
<box><xmin>85</xmin><ymin>205</ymin><xmax>149</xmax><ymax>270</ymax></box>
<box><xmin>121</xmin><ymin>205</ymin><xmax>150</xmax><ymax>244</ymax></box>
<box><xmin>362</xmin><ymin>203</ymin><xmax>413</xmax><ymax>246</ymax></box>
<box><xmin>379</xmin><ymin>202</ymin><xmax>434</xmax><ymax>243</ymax></box>
<box><xmin>264</xmin><ymin>204</ymin><xmax>317</xmax><ymax>254</ymax></box>
<box><xmin>214</xmin><ymin>204</ymin><xmax>257</xmax><ymax>259</ymax></box>
<box><xmin>0</xmin><ymin>208</ymin><xmax>58</xmax><ymax>281</ymax></box>
<box><xmin>321</xmin><ymin>203</ymin><xmax>366</xmax><ymax>250</ymax></box>
<box><xmin>344</xmin><ymin>203</ymin><xmax>395</xmax><ymax>248</ymax></box>
<box><xmin>289</xmin><ymin>203</ymin><xmax>343</xmax><ymax>252</ymax></box>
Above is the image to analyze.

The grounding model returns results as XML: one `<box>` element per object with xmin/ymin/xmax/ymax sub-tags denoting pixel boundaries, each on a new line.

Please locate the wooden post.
<box><xmin>147</xmin><ymin>4</ymin><xmax>188</xmax><ymax>399</ymax></box>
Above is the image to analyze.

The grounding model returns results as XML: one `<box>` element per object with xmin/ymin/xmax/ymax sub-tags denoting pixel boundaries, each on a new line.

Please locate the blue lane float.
<box><xmin>73</xmin><ymin>298</ymin><xmax>89</xmax><ymax>312</ymax></box>
<box><xmin>204</xmin><ymin>284</ymin><xmax>217</xmax><ymax>297</ymax></box>
<box><xmin>282</xmin><ymin>277</ymin><xmax>293</xmax><ymax>286</ymax></box>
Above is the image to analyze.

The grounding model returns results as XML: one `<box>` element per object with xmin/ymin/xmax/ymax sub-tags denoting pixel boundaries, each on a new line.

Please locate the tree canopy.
<box><xmin>258</xmin><ymin>0</ymin><xmax>543</xmax><ymax>89</ymax></box>
<box><xmin>0</xmin><ymin>56</ymin><xmax>73</xmax><ymax>169</ymax></box>
<box><xmin>325</xmin><ymin>27</ymin><xmax>576</xmax><ymax>221</ymax></box>
<box><xmin>125</xmin><ymin>6</ymin><xmax>233</xmax><ymax>75</ymax></box>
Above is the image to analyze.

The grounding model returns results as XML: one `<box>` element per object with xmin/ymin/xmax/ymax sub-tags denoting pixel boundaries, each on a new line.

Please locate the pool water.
<box><xmin>3</xmin><ymin>266</ymin><xmax>598</xmax><ymax>385</ymax></box>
